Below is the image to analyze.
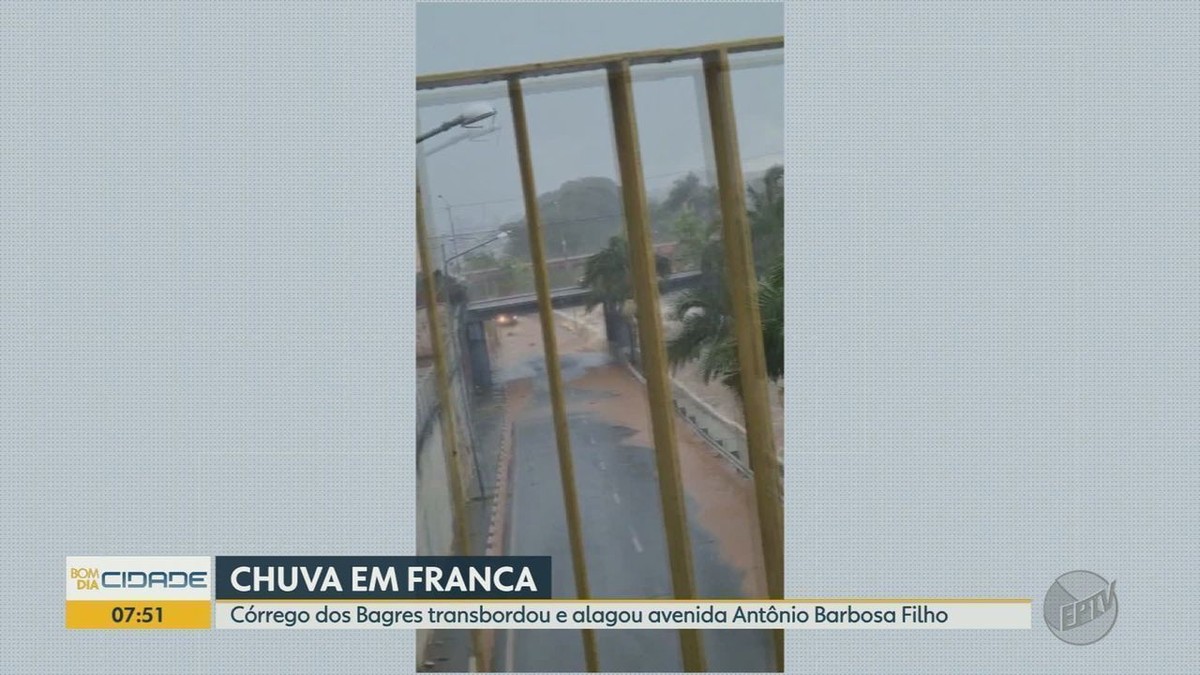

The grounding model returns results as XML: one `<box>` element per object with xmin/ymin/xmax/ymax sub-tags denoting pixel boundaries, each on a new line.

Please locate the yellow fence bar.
<box><xmin>702</xmin><ymin>48</ymin><xmax>786</xmax><ymax>672</ymax></box>
<box><xmin>506</xmin><ymin>77</ymin><xmax>600</xmax><ymax>673</ymax></box>
<box><xmin>419</xmin><ymin>36</ymin><xmax>783</xmax><ymax>91</ymax></box>
<box><xmin>417</xmin><ymin>51</ymin><xmax>783</xmax><ymax>110</ymax></box>
<box><xmin>607</xmin><ymin>61</ymin><xmax>708</xmax><ymax>673</ymax></box>
<box><xmin>415</xmin><ymin>179</ymin><xmax>487</xmax><ymax>668</ymax></box>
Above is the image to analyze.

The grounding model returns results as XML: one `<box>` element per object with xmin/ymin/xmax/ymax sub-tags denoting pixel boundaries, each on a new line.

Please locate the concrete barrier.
<box><xmin>624</xmin><ymin>362</ymin><xmax>752</xmax><ymax>475</ymax></box>
<box><xmin>624</xmin><ymin>362</ymin><xmax>784</xmax><ymax>498</ymax></box>
<box><xmin>671</xmin><ymin>380</ymin><xmax>753</xmax><ymax>476</ymax></box>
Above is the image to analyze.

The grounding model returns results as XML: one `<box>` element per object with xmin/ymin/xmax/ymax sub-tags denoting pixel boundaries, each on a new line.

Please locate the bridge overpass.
<box><xmin>465</xmin><ymin>271</ymin><xmax>703</xmax><ymax>321</ymax></box>
<box><xmin>460</xmin><ymin>271</ymin><xmax>704</xmax><ymax>391</ymax></box>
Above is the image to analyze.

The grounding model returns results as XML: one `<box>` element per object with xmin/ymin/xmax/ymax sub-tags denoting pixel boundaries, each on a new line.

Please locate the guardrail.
<box><xmin>670</xmin><ymin>380</ymin><xmax>751</xmax><ymax>476</ymax></box>
<box><xmin>625</xmin><ymin>361</ymin><xmax>783</xmax><ymax>499</ymax></box>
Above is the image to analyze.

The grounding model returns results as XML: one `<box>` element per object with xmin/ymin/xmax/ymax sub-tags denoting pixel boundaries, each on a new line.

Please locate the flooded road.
<box><xmin>486</xmin><ymin>312</ymin><xmax>772</xmax><ymax>672</ymax></box>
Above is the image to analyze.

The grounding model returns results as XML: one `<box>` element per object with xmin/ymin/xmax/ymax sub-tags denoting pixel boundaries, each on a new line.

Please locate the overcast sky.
<box><xmin>416</xmin><ymin>2</ymin><xmax>783</xmax><ymax>240</ymax></box>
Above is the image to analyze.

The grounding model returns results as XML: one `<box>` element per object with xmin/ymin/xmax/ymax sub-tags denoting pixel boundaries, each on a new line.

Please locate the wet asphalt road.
<box><xmin>492</xmin><ymin>351</ymin><xmax>774</xmax><ymax>672</ymax></box>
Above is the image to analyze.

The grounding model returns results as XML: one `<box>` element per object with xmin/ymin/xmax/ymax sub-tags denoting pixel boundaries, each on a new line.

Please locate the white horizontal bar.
<box><xmin>216</xmin><ymin>600</ymin><xmax>1030</xmax><ymax>630</ymax></box>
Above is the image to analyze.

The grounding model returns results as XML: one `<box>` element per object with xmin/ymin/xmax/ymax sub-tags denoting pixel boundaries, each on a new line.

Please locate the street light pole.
<box><xmin>422</xmin><ymin>124</ymin><xmax>499</xmax><ymax>158</ymax></box>
<box><xmin>416</xmin><ymin>112</ymin><xmax>495</xmax><ymax>671</ymax></box>
<box><xmin>443</xmin><ymin>231</ymin><xmax>509</xmax><ymax>267</ymax></box>
<box><xmin>416</xmin><ymin>106</ymin><xmax>496</xmax><ymax>144</ymax></box>
<box><xmin>438</xmin><ymin>195</ymin><xmax>459</xmax><ymax>269</ymax></box>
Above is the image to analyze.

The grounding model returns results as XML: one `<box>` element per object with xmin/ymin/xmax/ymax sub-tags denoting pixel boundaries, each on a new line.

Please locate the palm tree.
<box><xmin>581</xmin><ymin>236</ymin><xmax>671</xmax><ymax>354</ymax></box>
<box><xmin>664</xmin><ymin>165</ymin><xmax>785</xmax><ymax>398</ymax></box>
<box><xmin>665</xmin><ymin>286</ymin><xmax>737</xmax><ymax>389</ymax></box>
<box><xmin>748</xmin><ymin>164</ymin><xmax>784</xmax><ymax>275</ymax></box>
<box><xmin>665</xmin><ymin>258</ymin><xmax>783</xmax><ymax>397</ymax></box>
<box><xmin>580</xmin><ymin>235</ymin><xmax>671</xmax><ymax>315</ymax></box>
<box><xmin>757</xmin><ymin>260</ymin><xmax>785</xmax><ymax>382</ymax></box>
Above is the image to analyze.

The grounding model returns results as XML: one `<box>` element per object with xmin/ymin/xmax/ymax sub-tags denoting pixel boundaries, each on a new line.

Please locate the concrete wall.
<box><xmin>415</xmin><ymin>372</ymin><xmax>452</xmax><ymax>662</ymax></box>
<box><xmin>412</xmin><ymin>324</ymin><xmax>477</xmax><ymax>533</ymax></box>
<box><xmin>416</xmin><ymin>309</ymin><xmax>432</xmax><ymax>358</ymax></box>
<box><xmin>416</xmin><ymin>367</ymin><xmax>454</xmax><ymax>558</ymax></box>
<box><xmin>415</xmin><ymin>306</ymin><xmax>481</xmax><ymax>663</ymax></box>
<box><xmin>416</xmin><ymin>305</ymin><xmax>450</xmax><ymax>360</ymax></box>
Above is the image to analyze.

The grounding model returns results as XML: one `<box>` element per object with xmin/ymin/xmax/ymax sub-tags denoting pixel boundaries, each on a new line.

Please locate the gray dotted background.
<box><xmin>1</xmin><ymin>2</ymin><xmax>414</xmax><ymax>673</ymax></box>
<box><xmin>4</xmin><ymin>1</ymin><xmax>1199</xmax><ymax>674</ymax></box>
<box><xmin>788</xmin><ymin>2</ymin><xmax>1198</xmax><ymax>674</ymax></box>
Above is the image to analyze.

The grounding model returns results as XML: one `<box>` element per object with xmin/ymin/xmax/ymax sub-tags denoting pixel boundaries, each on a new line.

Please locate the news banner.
<box><xmin>65</xmin><ymin>556</ymin><xmax>1030</xmax><ymax>631</ymax></box>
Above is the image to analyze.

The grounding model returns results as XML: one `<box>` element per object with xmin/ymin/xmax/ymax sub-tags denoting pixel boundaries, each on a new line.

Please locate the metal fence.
<box><xmin>417</xmin><ymin>37</ymin><xmax>784</xmax><ymax>672</ymax></box>
<box><xmin>416</xmin><ymin>304</ymin><xmax>482</xmax><ymax>499</ymax></box>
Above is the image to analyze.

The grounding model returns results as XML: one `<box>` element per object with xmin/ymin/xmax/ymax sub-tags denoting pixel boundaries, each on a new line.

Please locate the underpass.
<box><xmin>487</xmin><ymin>312</ymin><xmax>772</xmax><ymax>672</ymax></box>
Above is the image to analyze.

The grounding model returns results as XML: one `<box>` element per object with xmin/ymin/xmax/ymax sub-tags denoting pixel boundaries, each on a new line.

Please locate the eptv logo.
<box><xmin>70</xmin><ymin>566</ymin><xmax>208</xmax><ymax>592</ymax></box>
<box><xmin>1044</xmin><ymin>570</ymin><xmax>1118</xmax><ymax>645</ymax></box>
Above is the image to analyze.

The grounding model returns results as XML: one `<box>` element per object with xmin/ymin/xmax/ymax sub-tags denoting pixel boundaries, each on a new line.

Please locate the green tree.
<box><xmin>460</xmin><ymin>251</ymin><xmax>498</xmax><ymax>272</ymax></box>
<box><xmin>757</xmin><ymin>259</ymin><xmax>785</xmax><ymax>382</ymax></box>
<box><xmin>664</xmin><ymin>164</ymin><xmax>785</xmax><ymax>398</ymax></box>
<box><xmin>665</xmin><ymin>287</ymin><xmax>734</xmax><ymax>387</ymax></box>
<box><xmin>581</xmin><ymin>236</ymin><xmax>671</xmax><ymax>315</ymax></box>
<box><xmin>660</xmin><ymin>172</ymin><xmax>719</xmax><ymax>225</ymax></box>
<box><xmin>747</xmin><ymin>164</ymin><xmax>784</xmax><ymax>274</ymax></box>
<box><xmin>502</xmin><ymin>177</ymin><xmax>624</xmax><ymax>260</ymax></box>
<box><xmin>665</xmin><ymin>258</ymin><xmax>783</xmax><ymax>397</ymax></box>
<box><xmin>416</xmin><ymin>270</ymin><xmax>468</xmax><ymax>308</ymax></box>
<box><xmin>670</xmin><ymin>208</ymin><xmax>709</xmax><ymax>271</ymax></box>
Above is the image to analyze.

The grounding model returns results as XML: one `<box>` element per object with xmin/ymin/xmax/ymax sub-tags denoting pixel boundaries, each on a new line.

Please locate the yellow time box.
<box><xmin>66</xmin><ymin>600</ymin><xmax>212</xmax><ymax>629</ymax></box>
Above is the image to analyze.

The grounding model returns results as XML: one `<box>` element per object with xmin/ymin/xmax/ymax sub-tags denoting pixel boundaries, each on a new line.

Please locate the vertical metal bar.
<box><xmin>607</xmin><ymin>60</ymin><xmax>707</xmax><ymax>673</ymax></box>
<box><xmin>507</xmin><ymin>77</ymin><xmax>600</xmax><ymax>674</ymax></box>
<box><xmin>692</xmin><ymin>69</ymin><xmax>718</xmax><ymax>190</ymax></box>
<box><xmin>702</xmin><ymin>48</ymin><xmax>786</xmax><ymax>672</ymax></box>
<box><xmin>415</xmin><ymin>178</ymin><xmax>486</xmax><ymax>668</ymax></box>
